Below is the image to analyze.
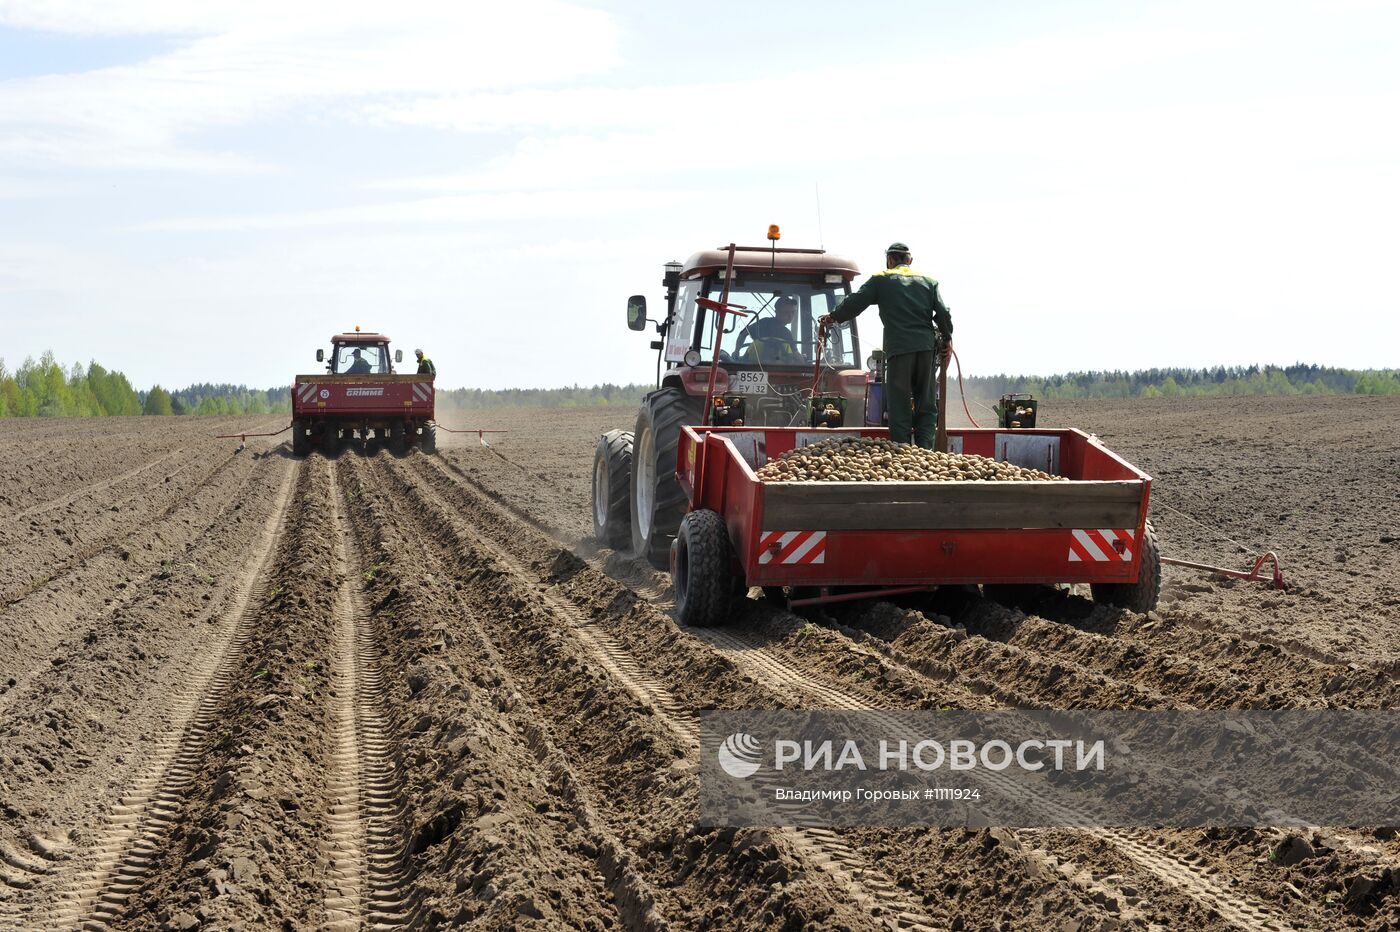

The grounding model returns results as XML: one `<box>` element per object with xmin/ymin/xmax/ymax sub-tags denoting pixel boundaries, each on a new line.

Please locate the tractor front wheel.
<box><xmin>673</xmin><ymin>509</ymin><xmax>736</xmax><ymax>628</ymax></box>
<box><xmin>1090</xmin><ymin>520</ymin><xmax>1162</xmax><ymax>613</ymax></box>
<box><xmin>592</xmin><ymin>429</ymin><xmax>633</xmax><ymax>549</ymax></box>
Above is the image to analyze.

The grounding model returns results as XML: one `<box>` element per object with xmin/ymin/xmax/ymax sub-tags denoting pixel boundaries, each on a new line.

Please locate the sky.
<box><xmin>0</xmin><ymin>0</ymin><xmax>1396</xmax><ymax>391</ymax></box>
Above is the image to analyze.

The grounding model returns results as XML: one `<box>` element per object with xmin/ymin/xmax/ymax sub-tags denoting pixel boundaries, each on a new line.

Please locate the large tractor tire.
<box><xmin>420</xmin><ymin>422</ymin><xmax>438</xmax><ymax>455</ymax></box>
<box><xmin>1090</xmin><ymin>520</ymin><xmax>1162</xmax><ymax>613</ymax></box>
<box><xmin>291</xmin><ymin>420</ymin><xmax>310</xmax><ymax>457</ymax></box>
<box><xmin>592</xmin><ymin>429</ymin><xmax>633</xmax><ymax>549</ymax></box>
<box><xmin>673</xmin><ymin>509</ymin><xmax>736</xmax><ymax>627</ymax></box>
<box><xmin>630</xmin><ymin>388</ymin><xmax>703</xmax><ymax>569</ymax></box>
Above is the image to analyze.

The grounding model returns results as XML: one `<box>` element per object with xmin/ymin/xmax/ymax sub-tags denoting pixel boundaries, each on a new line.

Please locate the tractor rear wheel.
<box><xmin>630</xmin><ymin>388</ymin><xmax>702</xmax><ymax>569</ymax></box>
<box><xmin>673</xmin><ymin>509</ymin><xmax>736</xmax><ymax>627</ymax></box>
<box><xmin>291</xmin><ymin>420</ymin><xmax>310</xmax><ymax>457</ymax></box>
<box><xmin>420</xmin><ymin>422</ymin><xmax>437</xmax><ymax>455</ymax></box>
<box><xmin>1090</xmin><ymin>520</ymin><xmax>1162</xmax><ymax>613</ymax></box>
<box><xmin>592</xmin><ymin>429</ymin><xmax>633</xmax><ymax>549</ymax></box>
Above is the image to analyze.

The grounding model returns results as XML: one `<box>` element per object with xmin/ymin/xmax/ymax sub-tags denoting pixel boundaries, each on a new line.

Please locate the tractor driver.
<box><xmin>745</xmin><ymin>296</ymin><xmax>801</xmax><ymax>364</ymax></box>
<box><xmin>346</xmin><ymin>348</ymin><xmax>373</xmax><ymax>375</ymax></box>
<box><xmin>821</xmin><ymin>242</ymin><xmax>953</xmax><ymax>448</ymax></box>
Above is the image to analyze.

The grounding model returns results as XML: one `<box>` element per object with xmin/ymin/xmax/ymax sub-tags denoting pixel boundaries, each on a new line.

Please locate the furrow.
<box><xmin>33</xmin><ymin>462</ymin><xmax>300</xmax><ymax>930</ymax></box>
<box><xmin>343</xmin><ymin>454</ymin><xmax>654</xmax><ymax>929</ymax></box>
<box><xmin>0</xmin><ymin>450</ymin><xmax>256</xmax><ymax>720</ymax></box>
<box><xmin>395</xmin><ymin>454</ymin><xmax>944</xmax><ymax>931</ymax></box>
<box><xmin>324</xmin><ymin>460</ymin><xmax>410</xmax><ymax>929</ymax></box>
<box><xmin>692</xmin><ymin>629</ymin><xmax>1303</xmax><ymax>931</ymax></box>
<box><xmin>9</xmin><ymin>448</ymin><xmax>188</xmax><ymax>523</ymax></box>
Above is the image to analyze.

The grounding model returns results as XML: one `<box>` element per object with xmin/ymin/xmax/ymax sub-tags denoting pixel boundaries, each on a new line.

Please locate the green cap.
<box><xmin>885</xmin><ymin>241</ymin><xmax>910</xmax><ymax>254</ymax></box>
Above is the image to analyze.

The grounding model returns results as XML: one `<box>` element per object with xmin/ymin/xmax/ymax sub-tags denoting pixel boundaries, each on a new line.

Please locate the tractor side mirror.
<box><xmin>395</xmin><ymin>349</ymin><xmax>403</xmax><ymax>363</ymax></box>
<box><xmin>316</xmin><ymin>349</ymin><xmax>324</xmax><ymax>362</ymax></box>
<box><xmin>627</xmin><ymin>295</ymin><xmax>647</xmax><ymax>331</ymax></box>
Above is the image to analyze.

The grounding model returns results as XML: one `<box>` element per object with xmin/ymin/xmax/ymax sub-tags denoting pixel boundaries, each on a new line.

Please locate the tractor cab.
<box><xmin>606</xmin><ymin>234</ymin><xmax>876</xmax><ymax>569</ymax></box>
<box><xmin>317</xmin><ymin>330</ymin><xmax>403</xmax><ymax>375</ymax></box>
<box><xmin>626</xmin><ymin>243</ymin><xmax>865</xmax><ymax>430</ymax></box>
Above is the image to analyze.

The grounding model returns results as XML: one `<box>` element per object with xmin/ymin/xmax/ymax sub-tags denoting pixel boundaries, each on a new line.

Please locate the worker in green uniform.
<box><xmin>821</xmin><ymin>242</ymin><xmax>953</xmax><ymax>448</ymax></box>
<box><xmin>415</xmin><ymin>349</ymin><xmax>436</xmax><ymax>377</ymax></box>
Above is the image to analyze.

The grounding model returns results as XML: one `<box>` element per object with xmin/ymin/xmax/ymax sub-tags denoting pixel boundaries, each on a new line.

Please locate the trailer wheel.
<box><xmin>631</xmin><ymin>388</ymin><xmax>703</xmax><ymax>569</ymax></box>
<box><xmin>322</xmin><ymin>424</ymin><xmax>342</xmax><ymax>457</ymax></box>
<box><xmin>1091</xmin><ymin>520</ymin><xmax>1162</xmax><ymax>613</ymax></box>
<box><xmin>673</xmin><ymin>509</ymin><xmax>736</xmax><ymax>627</ymax></box>
<box><xmin>291</xmin><ymin>420</ymin><xmax>310</xmax><ymax>457</ymax></box>
<box><xmin>592</xmin><ymin>430</ymin><xmax>633</xmax><ymax>549</ymax></box>
<box><xmin>388</xmin><ymin>423</ymin><xmax>407</xmax><ymax>456</ymax></box>
<box><xmin>420</xmin><ymin>422</ymin><xmax>437</xmax><ymax>455</ymax></box>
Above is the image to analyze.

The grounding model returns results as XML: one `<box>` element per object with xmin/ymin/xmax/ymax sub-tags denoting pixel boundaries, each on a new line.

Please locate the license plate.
<box><xmin>730</xmin><ymin>371</ymin><xmax>769</xmax><ymax>395</ymax></box>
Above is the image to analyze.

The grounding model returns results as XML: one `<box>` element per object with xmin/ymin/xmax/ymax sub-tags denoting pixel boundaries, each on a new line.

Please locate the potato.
<box><xmin>755</xmin><ymin>438</ymin><xmax>1069</xmax><ymax>484</ymax></box>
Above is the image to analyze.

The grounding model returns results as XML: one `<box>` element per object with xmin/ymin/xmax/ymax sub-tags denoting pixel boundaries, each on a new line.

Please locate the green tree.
<box><xmin>143</xmin><ymin>385</ymin><xmax>174</xmax><ymax>416</ymax></box>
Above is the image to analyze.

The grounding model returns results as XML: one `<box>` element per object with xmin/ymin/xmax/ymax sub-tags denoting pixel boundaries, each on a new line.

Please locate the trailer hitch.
<box><xmin>215</xmin><ymin>423</ymin><xmax>292</xmax><ymax>442</ymax></box>
<box><xmin>1162</xmin><ymin>552</ymin><xmax>1286</xmax><ymax>591</ymax></box>
<box><xmin>430</xmin><ymin>423</ymin><xmax>509</xmax><ymax>447</ymax></box>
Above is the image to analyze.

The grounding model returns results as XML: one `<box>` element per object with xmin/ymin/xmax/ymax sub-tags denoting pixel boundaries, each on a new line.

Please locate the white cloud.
<box><xmin>0</xmin><ymin>0</ymin><xmax>618</xmax><ymax>170</ymax></box>
<box><xmin>129</xmin><ymin>187</ymin><xmax>702</xmax><ymax>232</ymax></box>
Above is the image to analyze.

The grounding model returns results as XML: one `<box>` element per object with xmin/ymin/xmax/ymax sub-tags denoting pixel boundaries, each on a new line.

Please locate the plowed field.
<box><xmin>2</xmin><ymin>395</ymin><xmax>1397</xmax><ymax>930</ymax></box>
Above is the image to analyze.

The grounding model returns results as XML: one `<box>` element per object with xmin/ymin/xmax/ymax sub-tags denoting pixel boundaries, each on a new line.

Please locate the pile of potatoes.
<box><xmin>754</xmin><ymin>437</ymin><xmax>1065</xmax><ymax>483</ymax></box>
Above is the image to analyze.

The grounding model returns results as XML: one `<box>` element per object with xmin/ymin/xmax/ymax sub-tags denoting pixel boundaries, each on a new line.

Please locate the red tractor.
<box><xmin>290</xmin><ymin>329</ymin><xmax>436</xmax><ymax>456</ymax></box>
<box><xmin>593</xmin><ymin>239</ymin><xmax>878</xmax><ymax>568</ymax></box>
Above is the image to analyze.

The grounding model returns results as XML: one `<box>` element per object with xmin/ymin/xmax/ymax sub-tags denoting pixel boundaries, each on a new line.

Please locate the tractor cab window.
<box><xmin>698</xmin><ymin>275</ymin><xmax>857</xmax><ymax>369</ymax></box>
<box><xmin>333</xmin><ymin>344</ymin><xmax>388</xmax><ymax>375</ymax></box>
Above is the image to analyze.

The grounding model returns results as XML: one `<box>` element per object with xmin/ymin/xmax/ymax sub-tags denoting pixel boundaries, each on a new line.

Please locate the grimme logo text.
<box><xmin>718</xmin><ymin>735</ymin><xmax>1106</xmax><ymax>777</ymax></box>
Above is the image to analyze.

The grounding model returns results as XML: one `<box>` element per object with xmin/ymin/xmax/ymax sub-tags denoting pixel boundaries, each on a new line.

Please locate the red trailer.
<box><xmin>669</xmin><ymin>425</ymin><xmax>1160</xmax><ymax>626</ymax></box>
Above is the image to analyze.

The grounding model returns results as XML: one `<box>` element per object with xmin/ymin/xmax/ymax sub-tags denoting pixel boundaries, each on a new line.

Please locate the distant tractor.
<box><xmin>593</xmin><ymin>237</ymin><xmax>877</xmax><ymax>568</ymax></box>
<box><xmin>290</xmin><ymin>329</ymin><xmax>436</xmax><ymax>456</ymax></box>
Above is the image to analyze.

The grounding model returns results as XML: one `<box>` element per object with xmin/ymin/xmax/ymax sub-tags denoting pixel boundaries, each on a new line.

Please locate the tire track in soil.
<box><xmin>30</xmin><ymin>460</ymin><xmax>300</xmax><ymax>931</ymax></box>
<box><xmin>8</xmin><ymin>447</ymin><xmax>189</xmax><ymax>523</ymax></box>
<box><xmin>1</xmin><ymin>447</ymin><xmax>238</xmax><ymax>607</ymax></box>
<box><xmin>433</xmin><ymin>452</ymin><xmax>673</xmax><ymax>602</ymax></box>
<box><xmin>324</xmin><ymin>459</ymin><xmax>410</xmax><ymax>930</ymax></box>
<box><xmin>407</xmin><ymin>455</ymin><xmax>1138</xmax><ymax>929</ymax></box>
<box><xmin>388</xmin><ymin>454</ymin><xmax>949</xmax><ymax>931</ymax></box>
<box><xmin>0</xmin><ymin>450</ymin><xmax>255</xmax><ymax>720</ymax></box>
<box><xmin>947</xmin><ymin>590</ymin><xmax>1400</xmax><ymax>709</ymax></box>
<box><xmin>0</xmin><ymin>455</ymin><xmax>289</xmax><ymax>918</ymax></box>
<box><xmin>693</xmin><ymin>626</ymin><xmax>1302</xmax><ymax>932</ymax></box>
<box><xmin>340</xmin><ymin>453</ymin><xmax>655</xmax><ymax>930</ymax></box>
<box><xmin>831</xmin><ymin>598</ymin><xmax>1400</xmax><ymax>920</ymax></box>
<box><xmin>410</xmin><ymin>456</ymin><xmax>1330</xmax><ymax>930</ymax></box>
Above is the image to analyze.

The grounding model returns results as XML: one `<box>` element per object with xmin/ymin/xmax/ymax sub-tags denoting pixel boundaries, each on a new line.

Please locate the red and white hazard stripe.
<box><xmin>1068</xmin><ymin>528</ymin><xmax>1135</xmax><ymax>562</ymax></box>
<box><xmin>296</xmin><ymin>383</ymin><xmax>318</xmax><ymax>403</ymax></box>
<box><xmin>758</xmin><ymin>530</ymin><xmax>827</xmax><ymax>565</ymax></box>
<box><xmin>411</xmin><ymin>382</ymin><xmax>433</xmax><ymax>402</ymax></box>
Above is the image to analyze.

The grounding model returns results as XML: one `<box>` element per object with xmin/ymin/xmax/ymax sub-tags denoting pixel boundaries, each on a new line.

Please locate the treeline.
<box><xmin>965</xmin><ymin>364</ymin><xmax>1400</xmax><ymax>400</ymax></box>
<box><xmin>163</xmin><ymin>383</ymin><xmax>291</xmax><ymax>416</ymax></box>
<box><xmin>5</xmin><ymin>355</ymin><xmax>1396</xmax><ymax>418</ymax></box>
<box><xmin>0</xmin><ymin>354</ymin><xmax>291</xmax><ymax>417</ymax></box>
<box><xmin>438</xmin><ymin>383</ymin><xmax>651</xmax><ymax>409</ymax></box>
